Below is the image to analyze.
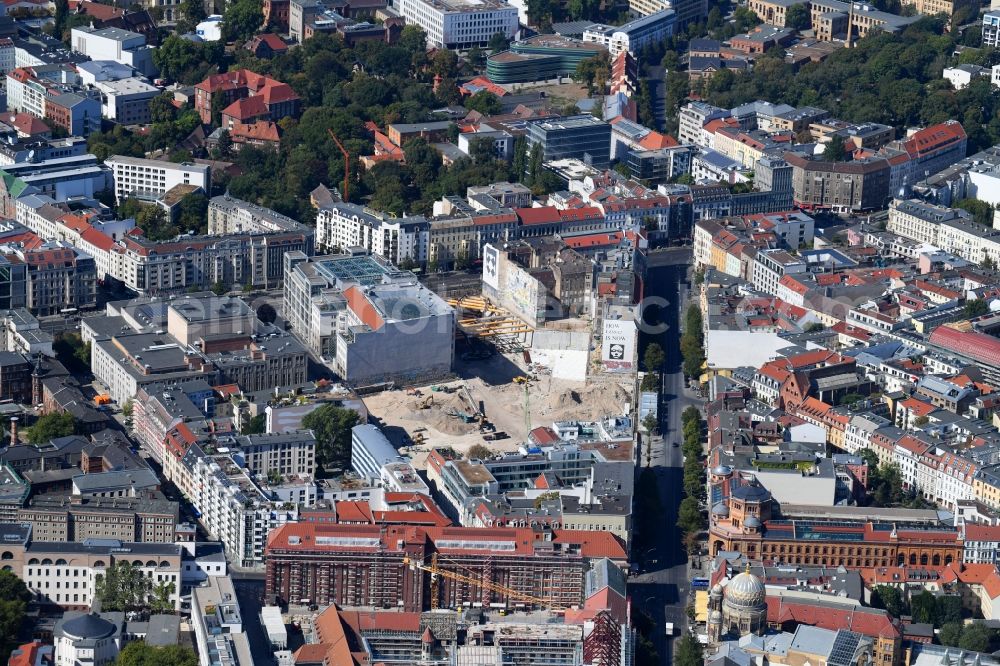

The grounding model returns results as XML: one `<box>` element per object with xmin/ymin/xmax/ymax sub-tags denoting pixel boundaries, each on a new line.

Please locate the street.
<box><xmin>630</xmin><ymin>248</ymin><xmax>699</xmax><ymax>665</ymax></box>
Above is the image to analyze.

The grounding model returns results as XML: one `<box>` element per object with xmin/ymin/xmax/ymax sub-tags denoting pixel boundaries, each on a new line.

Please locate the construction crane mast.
<box><xmin>326</xmin><ymin>128</ymin><xmax>351</xmax><ymax>200</ymax></box>
<box><xmin>403</xmin><ymin>556</ymin><xmax>561</xmax><ymax>610</ymax></box>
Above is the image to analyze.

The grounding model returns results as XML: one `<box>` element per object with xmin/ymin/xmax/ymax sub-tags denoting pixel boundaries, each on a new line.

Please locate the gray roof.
<box><xmin>585</xmin><ymin>557</ymin><xmax>626</xmax><ymax>598</ymax></box>
<box><xmin>143</xmin><ymin>614</ymin><xmax>180</xmax><ymax>646</ymax></box>
<box><xmin>72</xmin><ymin>469</ymin><xmax>159</xmax><ymax>493</ymax></box>
<box><xmin>56</xmin><ymin>612</ymin><xmax>119</xmax><ymax>641</ymax></box>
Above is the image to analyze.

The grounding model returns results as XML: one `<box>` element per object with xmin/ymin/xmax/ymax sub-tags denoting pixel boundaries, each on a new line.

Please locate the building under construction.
<box><xmin>264</xmin><ymin>523</ymin><xmax>627</xmax><ymax>612</ymax></box>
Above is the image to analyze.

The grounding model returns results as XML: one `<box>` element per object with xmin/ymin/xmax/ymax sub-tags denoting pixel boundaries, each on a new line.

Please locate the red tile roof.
<box><xmin>766</xmin><ymin>597</ymin><xmax>900</xmax><ymax>638</ymax></box>
<box><xmin>929</xmin><ymin>325</ymin><xmax>1000</xmax><ymax>369</ymax></box>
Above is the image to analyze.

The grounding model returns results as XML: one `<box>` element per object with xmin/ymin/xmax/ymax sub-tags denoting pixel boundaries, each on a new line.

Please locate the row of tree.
<box><xmin>677</xmin><ymin>406</ymin><xmax>706</xmax><ymax>553</ymax></box>
<box><xmin>681</xmin><ymin>305</ymin><xmax>705</xmax><ymax>380</ymax></box>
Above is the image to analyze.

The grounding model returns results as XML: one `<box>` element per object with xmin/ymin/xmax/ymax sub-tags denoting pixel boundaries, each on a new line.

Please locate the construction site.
<box><xmin>364</xmin><ymin>294</ymin><xmax>635</xmax><ymax>463</ymax></box>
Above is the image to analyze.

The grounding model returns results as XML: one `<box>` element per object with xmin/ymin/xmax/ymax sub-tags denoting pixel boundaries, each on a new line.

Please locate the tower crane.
<box><xmin>326</xmin><ymin>128</ymin><xmax>351</xmax><ymax>200</ymax></box>
<box><xmin>403</xmin><ymin>555</ymin><xmax>563</xmax><ymax>611</ymax></box>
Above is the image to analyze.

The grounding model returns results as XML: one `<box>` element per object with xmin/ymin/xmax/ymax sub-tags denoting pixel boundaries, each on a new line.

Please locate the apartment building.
<box><xmin>265</xmin><ymin>522</ymin><xmax>626</xmax><ymax>611</ymax></box>
<box><xmin>283</xmin><ymin>252</ymin><xmax>454</xmax><ymax>386</ymax></box>
<box><xmin>900</xmin><ymin>0</ymin><xmax>977</xmax><ymax>20</ymax></box>
<box><xmin>315</xmin><ymin>201</ymin><xmax>429</xmax><ymax>262</ymax></box>
<box><xmin>395</xmin><ymin>0</ymin><xmax>517</xmax><ymax>49</ymax></box>
<box><xmin>105</xmin><ymin>156</ymin><xmax>210</xmax><ymax>204</ymax></box>
<box><xmin>6</xmin><ymin>66</ymin><xmax>101</xmax><ymax>136</ymax></box>
<box><xmin>114</xmin><ymin>230</ymin><xmax>310</xmax><ymax>294</ymax></box>
<box><xmin>17</xmin><ymin>495</ymin><xmax>179</xmax><ymax>543</ymax></box>
<box><xmin>678</xmin><ymin>102</ymin><xmax>729</xmax><ymax>147</ymax></box>
<box><xmin>785</xmin><ymin>152</ymin><xmax>891</xmax><ymax>212</ymax></box>
<box><xmin>985</xmin><ymin>10</ymin><xmax>1000</xmax><ymax>48</ymax></box>
<box><xmin>180</xmin><ymin>443</ymin><xmax>299</xmax><ymax>566</ymax></box>
<box><xmin>752</xmin><ymin>248</ymin><xmax>807</xmax><ymax>296</ymax></box>
<box><xmin>582</xmin><ymin>9</ymin><xmax>676</xmax><ymax>58</ymax></box>
<box><xmin>0</xmin><ymin>244</ymin><xmax>97</xmax><ymax>316</ymax></box>
<box><xmin>887</xmin><ymin>198</ymin><xmax>972</xmax><ymax>247</ymax></box>
<box><xmin>207</xmin><ymin>195</ymin><xmax>312</xmax><ymax>238</ymax></box>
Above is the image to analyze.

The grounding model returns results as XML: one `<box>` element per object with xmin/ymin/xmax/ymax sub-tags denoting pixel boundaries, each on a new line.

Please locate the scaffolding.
<box><xmin>448</xmin><ymin>296</ymin><xmax>532</xmax><ymax>352</ymax></box>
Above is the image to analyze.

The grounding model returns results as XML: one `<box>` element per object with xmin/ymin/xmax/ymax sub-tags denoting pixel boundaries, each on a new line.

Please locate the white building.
<box><xmin>105</xmin><ymin>155</ymin><xmax>210</xmax><ymax>203</ymax></box>
<box><xmin>94</xmin><ymin>78</ymin><xmax>159</xmax><ymax>124</ymax></box>
<box><xmin>0</xmin><ymin>38</ymin><xmax>15</xmax><ymax>76</ymax></box>
<box><xmin>983</xmin><ymin>10</ymin><xmax>1000</xmax><ymax>48</ymax></box>
<box><xmin>23</xmin><ymin>541</ymin><xmax>182</xmax><ymax>611</ymax></box>
<box><xmin>75</xmin><ymin>60</ymin><xmax>136</xmax><ymax>87</ymax></box>
<box><xmin>943</xmin><ymin>64</ymin><xmax>987</xmax><ymax>90</ymax></box>
<box><xmin>583</xmin><ymin>9</ymin><xmax>676</xmax><ymax>58</ymax></box>
<box><xmin>751</xmin><ymin>248</ymin><xmax>807</xmax><ymax>296</ymax></box>
<box><xmin>315</xmin><ymin>201</ymin><xmax>428</xmax><ymax>263</ymax></box>
<box><xmin>396</xmin><ymin>0</ymin><xmax>518</xmax><ymax>49</ymax></box>
<box><xmin>195</xmin><ymin>15</ymin><xmax>224</xmax><ymax>41</ymax></box>
<box><xmin>54</xmin><ymin>613</ymin><xmax>122</xmax><ymax>666</ymax></box>
<box><xmin>70</xmin><ymin>27</ymin><xmax>156</xmax><ymax>78</ymax></box>
<box><xmin>192</xmin><ymin>576</ymin><xmax>253</xmax><ymax>666</ymax></box>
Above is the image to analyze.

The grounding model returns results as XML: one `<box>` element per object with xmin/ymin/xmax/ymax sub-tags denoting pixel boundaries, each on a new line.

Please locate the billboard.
<box><xmin>602</xmin><ymin>318</ymin><xmax>636</xmax><ymax>372</ymax></box>
<box><xmin>482</xmin><ymin>244</ymin><xmax>500</xmax><ymax>290</ymax></box>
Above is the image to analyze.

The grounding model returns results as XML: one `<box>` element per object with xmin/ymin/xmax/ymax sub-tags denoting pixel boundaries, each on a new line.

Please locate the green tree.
<box><xmin>241</xmin><ymin>414</ymin><xmax>266</xmax><ymax>435</ymax></box>
<box><xmin>149</xmin><ymin>581</ymin><xmax>176</xmax><ymax>614</ymax></box>
<box><xmin>95</xmin><ymin>562</ymin><xmax>153</xmax><ymax>612</ymax></box>
<box><xmin>488</xmin><ymin>32</ymin><xmax>511</xmax><ymax>53</ymax></box>
<box><xmin>211</xmin><ymin>282</ymin><xmax>228</xmax><ymax>295</ymax></box>
<box><xmin>572</xmin><ymin>52</ymin><xmax>611</xmax><ymax>94</ymax></box>
<box><xmin>0</xmin><ymin>571</ymin><xmax>29</xmax><ymax>663</ymax></box>
<box><xmin>301</xmin><ymin>404</ymin><xmax>362</xmax><ymax>470</ymax></box>
<box><xmin>939</xmin><ymin>622</ymin><xmax>963</xmax><ymax>647</ymax></box>
<box><xmin>26</xmin><ymin>412</ymin><xmax>76</xmax><ymax>444</ymax></box>
<box><xmin>641</xmin><ymin>412</ymin><xmax>657</xmax><ymax>435</ymax></box>
<box><xmin>823</xmin><ymin>134</ymin><xmax>848</xmax><ymax>161</ymax></box>
<box><xmin>53</xmin><ymin>332</ymin><xmax>91</xmax><ymax>374</ymax></box>
<box><xmin>223</xmin><ymin>0</ymin><xmax>264</xmax><ymax>42</ymax></box>
<box><xmin>804</xmin><ymin>322</ymin><xmax>825</xmax><ymax>332</ymax></box>
<box><xmin>467</xmin><ymin>443</ymin><xmax>492</xmax><ymax>459</ymax></box>
<box><xmin>785</xmin><ymin>3</ymin><xmax>810</xmax><ymax>30</ymax></box>
<box><xmin>910</xmin><ymin>590</ymin><xmax>937</xmax><ymax>624</ymax></box>
<box><xmin>958</xmin><ymin>623</ymin><xmax>995</xmax><ymax>652</ymax></box>
<box><xmin>149</xmin><ymin>94</ymin><xmax>178</xmax><ymax>124</ymax></box>
<box><xmin>115</xmin><ymin>642</ymin><xmax>199</xmax><ymax>666</ymax></box>
<box><xmin>965</xmin><ymin>299</ymin><xmax>989</xmax><ymax>318</ymax></box>
<box><xmin>465</xmin><ymin>90</ymin><xmax>502</xmax><ymax>115</ymax></box>
<box><xmin>643</xmin><ymin>343</ymin><xmax>665</xmax><ymax>373</ymax></box>
<box><xmin>256</xmin><ymin>303</ymin><xmax>277</xmax><ymax>324</ymax></box>
<box><xmin>956</xmin><ymin>199</ymin><xmax>996</xmax><ymax>227</ymax></box>
<box><xmin>677</xmin><ymin>496</ymin><xmax>703</xmax><ymax>534</ymax></box>
<box><xmin>177</xmin><ymin>0</ymin><xmax>207</xmax><ymax>32</ymax></box>
<box><xmin>872</xmin><ymin>585</ymin><xmax>906</xmax><ymax>617</ymax></box>
<box><xmin>674</xmin><ymin>633</ymin><xmax>705</xmax><ymax>666</ymax></box>
<box><xmin>177</xmin><ymin>192</ymin><xmax>208</xmax><ymax>235</ymax></box>
<box><xmin>937</xmin><ymin>595</ymin><xmax>963</xmax><ymax>626</ymax></box>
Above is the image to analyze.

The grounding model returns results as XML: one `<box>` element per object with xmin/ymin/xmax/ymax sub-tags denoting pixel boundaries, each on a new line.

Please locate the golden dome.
<box><xmin>724</xmin><ymin>569</ymin><xmax>765</xmax><ymax>609</ymax></box>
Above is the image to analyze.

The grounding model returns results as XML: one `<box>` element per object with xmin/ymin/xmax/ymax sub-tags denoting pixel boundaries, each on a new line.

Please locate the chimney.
<box><xmin>9</xmin><ymin>417</ymin><xmax>17</xmax><ymax>446</ymax></box>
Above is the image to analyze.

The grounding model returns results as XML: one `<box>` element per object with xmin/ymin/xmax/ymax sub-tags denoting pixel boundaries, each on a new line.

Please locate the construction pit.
<box><xmin>363</xmin><ymin>345</ymin><xmax>634</xmax><ymax>469</ymax></box>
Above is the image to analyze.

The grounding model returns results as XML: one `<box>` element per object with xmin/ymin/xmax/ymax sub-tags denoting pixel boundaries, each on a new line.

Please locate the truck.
<box><xmin>665</xmin><ymin>622</ymin><xmax>675</xmax><ymax>636</ymax></box>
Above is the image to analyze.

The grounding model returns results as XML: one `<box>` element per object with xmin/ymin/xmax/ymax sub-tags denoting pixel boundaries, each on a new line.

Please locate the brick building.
<box><xmin>707</xmin><ymin>480</ymin><xmax>962</xmax><ymax>569</ymax></box>
<box><xmin>265</xmin><ymin>523</ymin><xmax>626</xmax><ymax>612</ymax></box>
<box><xmin>194</xmin><ymin>69</ymin><xmax>301</xmax><ymax>126</ymax></box>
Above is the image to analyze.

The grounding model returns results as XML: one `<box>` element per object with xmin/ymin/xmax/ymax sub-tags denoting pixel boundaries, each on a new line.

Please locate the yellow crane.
<box><xmin>403</xmin><ymin>555</ymin><xmax>563</xmax><ymax>611</ymax></box>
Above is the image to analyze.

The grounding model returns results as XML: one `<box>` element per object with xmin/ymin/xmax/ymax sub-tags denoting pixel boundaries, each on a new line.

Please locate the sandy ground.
<box><xmin>363</xmin><ymin>348</ymin><xmax>633</xmax><ymax>468</ymax></box>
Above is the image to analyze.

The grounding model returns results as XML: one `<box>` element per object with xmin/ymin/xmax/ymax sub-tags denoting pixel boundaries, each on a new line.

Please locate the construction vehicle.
<box><xmin>403</xmin><ymin>554</ymin><xmax>563</xmax><ymax>611</ymax></box>
<box><xmin>413</xmin><ymin>395</ymin><xmax>434</xmax><ymax>410</ymax></box>
<box><xmin>406</xmin><ymin>388</ymin><xmax>422</xmax><ymax>397</ymax></box>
